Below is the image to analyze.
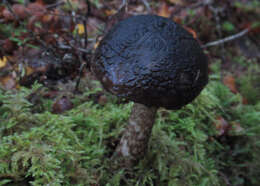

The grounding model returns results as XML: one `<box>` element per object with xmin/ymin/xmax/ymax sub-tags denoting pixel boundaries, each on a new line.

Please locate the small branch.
<box><xmin>46</xmin><ymin>1</ymin><xmax>65</xmax><ymax>9</ymax></box>
<box><xmin>170</xmin><ymin>0</ymin><xmax>211</xmax><ymax>19</ymax></box>
<box><xmin>141</xmin><ymin>0</ymin><xmax>151</xmax><ymax>13</ymax></box>
<box><xmin>3</xmin><ymin>0</ymin><xmax>19</xmax><ymax>21</ymax></box>
<box><xmin>119</xmin><ymin>0</ymin><xmax>128</xmax><ymax>10</ymax></box>
<box><xmin>83</xmin><ymin>0</ymin><xmax>91</xmax><ymax>48</ymax></box>
<box><xmin>57</xmin><ymin>43</ymin><xmax>92</xmax><ymax>54</ymax></box>
<box><xmin>202</xmin><ymin>28</ymin><xmax>250</xmax><ymax>48</ymax></box>
<box><xmin>75</xmin><ymin>62</ymin><xmax>87</xmax><ymax>92</ymax></box>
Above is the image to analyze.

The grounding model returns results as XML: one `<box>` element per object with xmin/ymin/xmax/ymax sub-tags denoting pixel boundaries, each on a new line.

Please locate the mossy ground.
<box><xmin>0</xmin><ymin>58</ymin><xmax>260</xmax><ymax>185</ymax></box>
<box><xmin>1</xmin><ymin>0</ymin><xmax>260</xmax><ymax>185</ymax></box>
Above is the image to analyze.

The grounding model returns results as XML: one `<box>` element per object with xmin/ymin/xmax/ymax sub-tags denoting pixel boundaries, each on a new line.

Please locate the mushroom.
<box><xmin>91</xmin><ymin>15</ymin><xmax>208</xmax><ymax>167</ymax></box>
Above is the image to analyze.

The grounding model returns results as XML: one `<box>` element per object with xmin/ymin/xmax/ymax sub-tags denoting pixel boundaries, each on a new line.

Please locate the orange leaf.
<box><xmin>26</xmin><ymin>66</ymin><xmax>35</xmax><ymax>76</ymax></box>
<box><xmin>42</xmin><ymin>14</ymin><xmax>53</xmax><ymax>23</ymax></box>
<box><xmin>183</xmin><ymin>26</ymin><xmax>197</xmax><ymax>39</ymax></box>
<box><xmin>0</xmin><ymin>76</ymin><xmax>17</xmax><ymax>90</ymax></box>
<box><xmin>105</xmin><ymin>9</ymin><xmax>116</xmax><ymax>16</ymax></box>
<box><xmin>223</xmin><ymin>75</ymin><xmax>238</xmax><ymax>93</ymax></box>
<box><xmin>158</xmin><ymin>2</ymin><xmax>171</xmax><ymax>18</ymax></box>
<box><xmin>173</xmin><ymin>17</ymin><xmax>182</xmax><ymax>24</ymax></box>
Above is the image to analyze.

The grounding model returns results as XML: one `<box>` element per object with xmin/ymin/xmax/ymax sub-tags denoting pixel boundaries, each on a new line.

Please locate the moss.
<box><xmin>0</xmin><ymin>71</ymin><xmax>260</xmax><ymax>185</ymax></box>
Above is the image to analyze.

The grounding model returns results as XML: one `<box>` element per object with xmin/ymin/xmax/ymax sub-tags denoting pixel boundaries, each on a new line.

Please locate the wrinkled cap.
<box><xmin>92</xmin><ymin>15</ymin><xmax>208</xmax><ymax>109</ymax></box>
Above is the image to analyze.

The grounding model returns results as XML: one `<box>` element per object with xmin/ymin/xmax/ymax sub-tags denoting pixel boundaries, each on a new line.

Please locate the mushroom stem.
<box><xmin>114</xmin><ymin>103</ymin><xmax>157</xmax><ymax>167</ymax></box>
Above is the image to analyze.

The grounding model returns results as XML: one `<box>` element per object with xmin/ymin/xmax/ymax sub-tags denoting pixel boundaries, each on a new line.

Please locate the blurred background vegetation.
<box><xmin>0</xmin><ymin>0</ymin><xmax>259</xmax><ymax>185</ymax></box>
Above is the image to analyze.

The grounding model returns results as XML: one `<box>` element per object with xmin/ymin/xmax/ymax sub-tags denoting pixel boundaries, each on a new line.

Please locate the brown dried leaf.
<box><xmin>214</xmin><ymin>116</ymin><xmax>230</xmax><ymax>136</ymax></box>
<box><xmin>98</xmin><ymin>95</ymin><xmax>107</xmax><ymax>106</ymax></box>
<box><xmin>2</xmin><ymin>39</ymin><xmax>16</xmax><ymax>53</ymax></box>
<box><xmin>12</xmin><ymin>4</ymin><xmax>29</xmax><ymax>19</ymax></box>
<box><xmin>27</xmin><ymin>2</ymin><xmax>46</xmax><ymax>17</ymax></box>
<box><xmin>43</xmin><ymin>90</ymin><xmax>59</xmax><ymax>99</ymax></box>
<box><xmin>26</xmin><ymin>66</ymin><xmax>35</xmax><ymax>76</ymax></box>
<box><xmin>52</xmin><ymin>96</ymin><xmax>74</xmax><ymax>114</ymax></box>
<box><xmin>242</xmin><ymin>97</ymin><xmax>248</xmax><ymax>105</ymax></box>
<box><xmin>0</xmin><ymin>5</ymin><xmax>5</xmax><ymax>18</ymax></box>
<box><xmin>223</xmin><ymin>75</ymin><xmax>238</xmax><ymax>93</ymax></box>
<box><xmin>0</xmin><ymin>75</ymin><xmax>17</xmax><ymax>90</ymax></box>
<box><xmin>158</xmin><ymin>2</ymin><xmax>171</xmax><ymax>18</ymax></box>
<box><xmin>168</xmin><ymin>0</ymin><xmax>186</xmax><ymax>5</ymax></box>
<box><xmin>3</xmin><ymin>8</ymin><xmax>14</xmax><ymax>21</ymax></box>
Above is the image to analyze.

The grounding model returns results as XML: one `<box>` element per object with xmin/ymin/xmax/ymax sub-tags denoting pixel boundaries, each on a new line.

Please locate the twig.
<box><xmin>3</xmin><ymin>0</ymin><xmax>19</xmax><ymax>21</ymax></box>
<box><xmin>58</xmin><ymin>43</ymin><xmax>92</xmax><ymax>54</ymax></box>
<box><xmin>46</xmin><ymin>1</ymin><xmax>65</xmax><ymax>9</ymax></box>
<box><xmin>111</xmin><ymin>0</ymin><xmax>128</xmax><ymax>17</ymax></box>
<box><xmin>170</xmin><ymin>0</ymin><xmax>210</xmax><ymax>19</ymax></box>
<box><xmin>141</xmin><ymin>0</ymin><xmax>151</xmax><ymax>13</ymax></box>
<box><xmin>75</xmin><ymin>62</ymin><xmax>87</xmax><ymax>92</ymax></box>
<box><xmin>202</xmin><ymin>28</ymin><xmax>250</xmax><ymax>48</ymax></box>
<box><xmin>119</xmin><ymin>0</ymin><xmax>128</xmax><ymax>10</ymax></box>
<box><xmin>84</xmin><ymin>0</ymin><xmax>91</xmax><ymax>48</ymax></box>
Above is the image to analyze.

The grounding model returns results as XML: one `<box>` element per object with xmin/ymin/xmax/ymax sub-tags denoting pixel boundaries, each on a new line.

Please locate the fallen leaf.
<box><xmin>183</xmin><ymin>26</ymin><xmax>197</xmax><ymax>38</ymax></box>
<box><xmin>27</xmin><ymin>2</ymin><xmax>46</xmax><ymax>17</ymax></box>
<box><xmin>173</xmin><ymin>17</ymin><xmax>182</xmax><ymax>24</ymax></box>
<box><xmin>0</xmin><ymin>56</ymin><xmax>8</xmax><ymax>68</ymax></box>
<box><xmin>12</xmin><ymin>4</ymin><xmax>29</xmax><ymax>19</ymax></box>
<box><xmin>0</xmin><ymin>5</ymin><xmax>5</xmax><ymax>18</ymax></box>
<box><xmin>98</xmin><ymin>95</ymin><xmax>107</xmax><ymax>106</ymax></box>
<box><xmin>105</xmin><ymin>9</ymin><xmax>116</xmax><ymax>16</ymax></box>
<box><xmin>42</xmin><ymin>14</ymin><xmax>53</xmax><ymax>23</ymax></box>
<box><xmin>158</xmin><ymin>2</ymin><xmax>171</xmax><ymax>18</ymax></box>
<box><xmin>0</xmin><ymin>75</ymin><xmax>17</xmax><ymax>90</ymax></box>
<box><xmin>214</xmin><ymin>116</ymin><xmax>230</xmax><ymax>136</ymax></box>
<box><xmin>242</xmin><ymin>97</ymin><xmax>248</xmax><ymax>104</ymax></box>
<box><xmin>52</xmin><ymin>96</ymin><xmax>74</xmax><ymax>114</ymax></box>
<box><xmin>26</xmin><ymin>66</ymin><xmax>35</xmax><ymax>76</ymax></box>
<box><xmin>43</xmin><ymin>90</ymin><xmax>59</xmax><ymax>99</ymax></box>
<box><xmin>2</xmin><ymin>39</ymin><xmax>16</xmax><ymax>54</ymax></box>
<box><xmin>3</xmin><ymin>8</ymin><xmax>14</xmax><ymax>21</ymax></box>
<box><xmin>75</xmin><ymin>24</ymin><xmax>85</xmax><ymax>35</ymax></box>
<box><xmin>36</xmin><ymin>0</ymin><xmax>45</xmax><ymax>5</ymax></box>
<box><xmin>168</xmin><ymin>0</ymin><xmax>186</xmax><ymax>5</ymax></box>
<box><xmin>223</xmin><ymin>75</ymin><xmax>238</xmax><ymax>93</ymax></box>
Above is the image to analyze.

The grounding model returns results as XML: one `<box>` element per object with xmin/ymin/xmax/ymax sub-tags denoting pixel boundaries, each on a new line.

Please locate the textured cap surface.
<box><xmin>92</xmin><ymin>15</ymin><xmax>208</xmax><ymax>109</ymax></box>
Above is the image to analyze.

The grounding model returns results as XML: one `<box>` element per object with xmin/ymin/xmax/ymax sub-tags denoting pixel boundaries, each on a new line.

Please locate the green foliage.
<box><xmin>234</xmin><ymin>0</ymin><xmax>260</xmax><ymax>12</ymax></box>
<box><xmin>0</xmin><ymin>70</ymin><xmax>260</xmax><ymax>185</ymax></box>
<box><xmin>222</xmin><ymin>21</ymin><xmax>235</xmax><ymax>32</ymax></box>
<box><xmin>238</xmin><ymin>63</ymin><xmax>260</xmax><ymax>104</ymax></box>
<box><xmin>0</xmin><ymin>23</ymin><xmax>15</xmax><ymax>38</ymax></box>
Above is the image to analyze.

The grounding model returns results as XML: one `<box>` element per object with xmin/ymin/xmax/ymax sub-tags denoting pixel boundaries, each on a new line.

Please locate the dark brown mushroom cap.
<box><xmin>92</xmin><ymin>15</ymin><xmax>208</xmax><ymax>109</ymax></box>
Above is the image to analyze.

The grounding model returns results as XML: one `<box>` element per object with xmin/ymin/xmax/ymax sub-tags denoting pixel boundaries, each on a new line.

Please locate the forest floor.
<box><xmin>0</xmin><ymin>0</ymin><xmax>260</xmax><ymax>185</ymax></box>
